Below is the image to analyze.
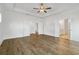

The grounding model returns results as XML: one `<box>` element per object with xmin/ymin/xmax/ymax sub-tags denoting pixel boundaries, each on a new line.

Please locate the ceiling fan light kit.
<box><xmin>33</xmin><ymin>3</ymin><xmax>52</xmax><ymax>13</ymax></box>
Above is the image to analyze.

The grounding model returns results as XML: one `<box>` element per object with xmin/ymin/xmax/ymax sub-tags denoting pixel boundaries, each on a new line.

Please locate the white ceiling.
<box><xmin>1</xmin><ymin>3</ymin><xmax>79</xmax><ymax>18</ymax></box>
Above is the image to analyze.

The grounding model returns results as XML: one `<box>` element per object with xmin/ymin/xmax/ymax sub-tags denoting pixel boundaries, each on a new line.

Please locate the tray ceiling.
<box><xmin>1</xmin><ymin>3</ymin><xmax>79</xmax><ymax>18</ymax></box>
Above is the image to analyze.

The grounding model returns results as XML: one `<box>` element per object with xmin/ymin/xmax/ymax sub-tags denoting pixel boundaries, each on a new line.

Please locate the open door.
<box><xmin>57</xmin><ymin>18</ymin><xmax>71</xmax><ymax>54</ymax></box>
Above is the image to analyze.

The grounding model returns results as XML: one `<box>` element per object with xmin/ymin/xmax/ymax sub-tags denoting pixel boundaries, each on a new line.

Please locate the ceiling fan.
<box><xmin>33</xmin><ymin>3</ymin><xmax>52</xmax><ymax>13</ymax></box>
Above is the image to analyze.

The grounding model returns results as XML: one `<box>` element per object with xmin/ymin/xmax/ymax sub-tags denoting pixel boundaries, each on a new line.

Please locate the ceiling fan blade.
<box><xmin>46</xmin><ymin>7</ymin><xmax>52</xmax><ymax>9</ymax></box>
<box><xmin>40</xmin><ymin>3</ymin><xmax>44</xmax><ymax>6</ymax></box>
<box><xmin>44</xmin><ymin>11</ymin><xmax>47</xmax><ymax>13</ymax></box>
<box><xmin>33</xmin><ymin>8</ymin><xmax>39</xmax><ymax>9</ymax></box>
<box><xmin>37</xmin><ymin>11</ymin><xmax>40</xmax><ymax>13</ymax></box>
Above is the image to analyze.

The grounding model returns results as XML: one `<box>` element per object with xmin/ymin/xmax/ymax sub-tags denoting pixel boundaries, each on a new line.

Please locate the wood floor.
<box><xmin>0</xmin><ymin>34</ymin><xmax>79</xmax><ymax>55</ymax></box>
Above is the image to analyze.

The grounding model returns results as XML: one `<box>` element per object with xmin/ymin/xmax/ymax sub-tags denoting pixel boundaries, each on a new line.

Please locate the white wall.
<box><xmin>1</xmin><ymin>4</ymin><xmax>79</xmax><ymax>45</ymax></box>
<box><xmin>44</xmin><ymin>8</ymin><xmax>79</xmax><ymax>41</ymax></box>
<box><xmin>0</xmin><ymin>6</ymin><xmax>3</xmax><ymax>44</ymax></box>
<box><xmin>1</xmin><ymin>7</ymin><xmax>44</xmax><ymax>42</ymax></box>
<box><xmin>42</xmin><ymin>17</ymin><xmax>56</xmax><ymax>36</ymax></box>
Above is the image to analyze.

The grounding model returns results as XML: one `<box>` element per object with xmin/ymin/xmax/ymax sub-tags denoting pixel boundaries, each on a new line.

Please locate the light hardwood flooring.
<box><xmin>0</xmin><ymin>34</ymin><xmax>79</xmax><ymax>55</ymax></box>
